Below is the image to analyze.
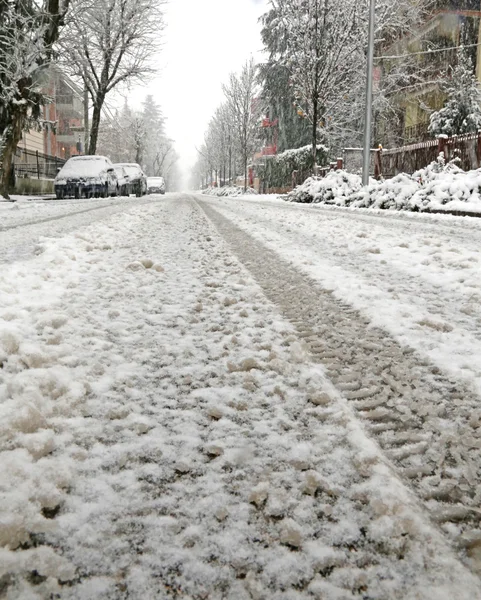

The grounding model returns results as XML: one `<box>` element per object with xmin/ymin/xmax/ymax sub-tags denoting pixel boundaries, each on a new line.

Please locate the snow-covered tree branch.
<box><xmin>0</xmin><ymin>0</ymin><xmax>72</xmax><ymax>197</ymax></box>
<box><xmin>60</xmin><ymin>0</ymin><xmax>165</xmax><ymax>154</ymax></box>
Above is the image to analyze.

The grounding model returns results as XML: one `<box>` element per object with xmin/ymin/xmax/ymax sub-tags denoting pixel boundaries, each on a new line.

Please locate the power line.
<box><xmin>376</xmin><ymin>41</ymin><xmax>480</xmax><ymax>61</ymax></box>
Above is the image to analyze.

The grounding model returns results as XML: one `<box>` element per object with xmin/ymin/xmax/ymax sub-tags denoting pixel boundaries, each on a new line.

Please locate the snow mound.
<box><xmin>202</xmin><ymin>186</ymin><xmax>258</xmax><ymax>197</ymax></box>
<box><xmin>288</xmin><ymin>160</ymin><xmax>481</xmax><ymax>214</ymax></box>
<box><xmin>286</xmin><ymin>170</ymin><xmax>364</xmax><ymax>205</ymax></box>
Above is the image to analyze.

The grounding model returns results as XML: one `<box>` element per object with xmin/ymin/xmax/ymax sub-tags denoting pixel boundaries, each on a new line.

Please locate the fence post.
<box><xmin>329</xmin><ymin>161</ymin><xmax>336</xmax><ymax>171</ymax></box>
<box><xmin>36</xmin><ymin>151</ymin><xmax>40</xmax><ymax>179</ymax></box>
<box><xmin>292</xmin><ymin>170</ymin><xmax>298</xmax><ymax>189</ymax></box>
<box><xmin>477</xmin><ymin>130</ymin><xmax>481</xmax><ymax>169</ymax></box>
<box><xmin>374</xmin><ymin>145</ymin><xmax>382</xmax><ymax>180</ymax></box>
<box><xmin>336</xmin><ymin>158</ymin><xmax>343</xmax><ymax>170</ymax></box>
<box><xmin>438</xmin><ymin>135</ymin><xmax>447</xmax><ymax>162</ymax></box>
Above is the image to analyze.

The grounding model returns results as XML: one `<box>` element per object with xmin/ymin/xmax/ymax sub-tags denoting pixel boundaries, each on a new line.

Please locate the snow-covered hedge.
<box><xmin>256</xmin><ymin>144</ymin><xmax>328</xmax><ymax>189</ymax></box>
<box><xmin>409</xmin><ymin>167</ymin><xmax>481</xmax><ymax>213</ymax></box>
<box><xmin>349</xmin><ymin>174</ymin><xmax>421</xmax><ymax>210</ymax></box>
<box><xmin>202</xmin><ymin>186</ymin><xmax>258</xmax><ymax>197</ymax></box>
<box><xmin>287</xmin><ymin>158</ymin><xmax>481</xmax><ymax>214</ymax></box>
<box><xmin>286</xmin><ymin>170</ymin><xmax>363</xmax><ymax>205</ymax></box>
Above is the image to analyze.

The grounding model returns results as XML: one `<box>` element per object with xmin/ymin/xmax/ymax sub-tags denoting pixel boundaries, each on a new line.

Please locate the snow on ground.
<box><xmin>202</xmin><ymin>186</ymin><xmax>258</xmax><ymax>197</ymax></box>
<box><xmin>0</xmin><ymin>196</ymin><xmax>137</xmax><ymax>231</ymax></box>
<box><xmin>1</xmin><ymin>195</ymin><xmax>480</xmax><ymax>598</ymax></box>
<box><xmin>198</xmin><ymin>195</ymin><xmax>481</xmax><ymax>399</ymax></box>
<box><xmin>0</xmin><ymin>197</ymin><xmax>147</xmax><ymax>264</ymax></box>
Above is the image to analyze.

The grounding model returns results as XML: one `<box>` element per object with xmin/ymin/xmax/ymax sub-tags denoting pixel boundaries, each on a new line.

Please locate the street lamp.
<box><xmin>362</xmin><ymin>0</ymin><xmax>375</xmax><ymax>186</ymax></box>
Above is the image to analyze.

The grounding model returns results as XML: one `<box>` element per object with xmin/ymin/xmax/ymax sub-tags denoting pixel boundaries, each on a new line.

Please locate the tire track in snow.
<box><xmin>198</xmin><ymin>198</ymin><xmax>481</xmax><ymax>575</ymax></box>
<box><xmin>203</xmin><ymin>198</ymin><xmax>481</xmax><ymax>346</ymax></box>
<box><xmin>0</xmin><ymin>199</ymin><xmax>152</xmax><ymax>264</ymax></box>
<box><xmin>0</xmin><ymin>198</ymin><xmax>146</xmax><ymax>232</ymax></box>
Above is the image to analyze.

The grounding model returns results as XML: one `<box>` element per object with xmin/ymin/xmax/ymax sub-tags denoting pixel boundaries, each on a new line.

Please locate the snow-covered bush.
<box><xmin>202</xmin><ymin>186</ymin><xmax>258</xmax><ymax>197</ymax></box>
<box><xmin>413</xmin><ymin>152</ymin><xmax>463</xmax><ymax>183</ymax></box>
<box><xmin>408</xmin><ymin>168</ymin><xmax>481</xmax><ymax>212</ymax></box>
<box><xmin>257</xmin><ymin>144</ymin><xmax>328</xmax><ymax>189</ymax></box>
<box><xmin>349</xmin><ymin>173</ymin><xmax>421</xmax><ymax>210</ymax></box>
<box><xmin>286</xmin><ymin>170</ymin><xmax>362</xmax><ymax>205</ymax></box>
<box><xmin>287</xmin><ymin>158</ymin><xmax>481</xmax><ymax>214</ymax></box>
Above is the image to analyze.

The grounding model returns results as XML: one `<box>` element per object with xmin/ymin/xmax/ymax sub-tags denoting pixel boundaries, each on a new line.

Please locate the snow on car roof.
<box><xmin>115</xmin><ymin>164</ymin><xmax>143</xmax><ymax>177</ymax></box>
<box><xmin>57</xmin><ymin>156</ymin><xmax>111</xmax><ymax>177</ymax></box>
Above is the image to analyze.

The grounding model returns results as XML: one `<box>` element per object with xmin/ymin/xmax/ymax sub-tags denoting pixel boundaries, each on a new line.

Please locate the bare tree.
<box><xmin>60</xmin><ymin>0</ymin><xmax>165</xmax><ymax>154</ymax></box>
<box><xmin>0</xmin><ymin>0</ymin><xmax>72</xmax><ymax>198</ymax></box>
<box><xmin>153</xmin><ymin>138</ymin><xmax>175</xmax><ymax>177</ymax></box>
<box><xmin>223</xmin><ymin>59</ymin><xmax>261</xmax><ymax>191</ymax></box>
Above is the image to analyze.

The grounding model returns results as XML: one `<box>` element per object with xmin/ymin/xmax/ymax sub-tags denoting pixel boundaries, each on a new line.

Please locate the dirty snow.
<box><xmin>1</xmin><ymin>195</ymin><xmax>481</xmax><ymax>598</ymax></box>
<box><xmin>199</xmin><ymin>195</ymin><xmax>481</xmax><ymax>396</ymax></box>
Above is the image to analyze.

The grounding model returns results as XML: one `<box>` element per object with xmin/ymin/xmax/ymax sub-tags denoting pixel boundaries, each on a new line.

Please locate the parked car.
<box><xmin>113</xmin><ymin>165</ymin><xmax>130</xmax><ymax>196</ymax></box>
<box><xmin>54</xmin><ymin>156</ymin><xmax>118</xmax><ymax>199</ymax></box>
<box><xmin>114</xmin><ymin>163</ymin><xmax>147</xmax><ymax>197</ymax></box>
<box><xmin>147</xmin><ymin>176</ymin><xmax>166</xmax><ymax>195</ymax></box>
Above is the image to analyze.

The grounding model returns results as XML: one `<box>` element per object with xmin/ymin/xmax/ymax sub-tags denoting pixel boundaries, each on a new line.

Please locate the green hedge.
<box><xmin>256</xmin><ymin>144</ymin><xmax>328</xmax><ymax>188</ymax></box>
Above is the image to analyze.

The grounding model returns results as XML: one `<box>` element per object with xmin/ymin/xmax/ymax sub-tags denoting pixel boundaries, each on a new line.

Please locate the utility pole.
<box><xmin>362</xmin><ymin>0</ymin><xmax>375</xmax><ymax>186</ymax></box>
<box><xmin>84</xmin><ymin>75</ymin><xmax>89</xmax><ymax>155</ymax></box>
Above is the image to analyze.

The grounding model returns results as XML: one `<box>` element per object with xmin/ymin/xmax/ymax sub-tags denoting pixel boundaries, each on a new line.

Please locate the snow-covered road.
<box><xmin>0</xmin><ymin>197</ymin><xmax>149</xmax><ymax>264</ymax></box>
<box><xmin>2</xmin><ymin>194</ymin><xmax>481</xmax><ymax>598</ymax></box>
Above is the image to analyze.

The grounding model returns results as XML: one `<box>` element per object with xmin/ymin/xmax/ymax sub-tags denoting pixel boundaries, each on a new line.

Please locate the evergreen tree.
<box><xmin>429</xmin><ymin>47</ymin><xmax>481</xmax><ymax>137</ymax></box>
<box><xmin>142</xmin><ymin>95</ymin><xmax>165</xmax><ymax>175</ymax></box>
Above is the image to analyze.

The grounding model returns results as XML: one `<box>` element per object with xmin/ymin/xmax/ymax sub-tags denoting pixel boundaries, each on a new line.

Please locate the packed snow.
<box><xmin>202</xmin><ymin>186</ymin><xmax>258</xmax><ymax>197</ymax></box>
<box><xmin>1</xmin><ymin>195</ymin><xmax>481</xmax><ymax>598</ymax></box>
<box><xmin>202</xmin><ymin>195</ymin><xmax>481</xmax><ymax>397</ymax></box>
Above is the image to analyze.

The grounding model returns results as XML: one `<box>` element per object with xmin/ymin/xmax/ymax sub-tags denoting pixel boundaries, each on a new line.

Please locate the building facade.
<box><xmin>18</xmin><ymin>68</ymin><xmax>86</xmax><ymax>163</ymax></box>
<box><xmin>380</xmin><ymin>1</ymin><xmax>481</xmax><ymax>144</ymax></box>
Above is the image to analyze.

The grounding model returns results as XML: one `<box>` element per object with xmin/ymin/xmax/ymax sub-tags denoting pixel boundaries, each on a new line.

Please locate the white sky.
<box><xmin>128</xmin><ymin>0</ymin><xmax>269</xmax><ymax>185</ymax></box>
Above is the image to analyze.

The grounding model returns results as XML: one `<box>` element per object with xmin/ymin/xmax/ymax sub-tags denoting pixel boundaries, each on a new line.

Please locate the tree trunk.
<box><xmin>88</xmin><ymin>94</ymin><xmax>105</xmax><ymax>155</ymax></box>
<box><xmin>0</xmin><ymin>113</ymin><xmax>25</xmax><ymax>199</ymax></box>
<box><xmin>228</xmin><ymin>148</ymin><xmax>232</xmax><ymax>184</ymax></box>
<box><xmin>244</xmin><ymin>154</ymin><xmax>248</xmax><ymax>192</ymax></box>
<box><xmin>312</xmin><ymin>98</ymin><xmax>318</xmax><ymax>174</ymax></box>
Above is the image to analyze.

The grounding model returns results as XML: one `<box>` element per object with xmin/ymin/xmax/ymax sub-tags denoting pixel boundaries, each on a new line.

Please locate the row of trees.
<box><xmin>0</xmin><ymin>0</ymin><xmax>174</xmax><ymax>197</ymax></box>
<box><xmin>192</xmin><ymin>59</ymin><xmax>261</xmax><ymax>192</ymax></box>
<box><xmin>195</xmin><ymin>0</ymin><xmax>481</xmax><ymax>189</ymax></box>
<box><xmin>97</xmin><ymin>95</ymin><xmax>180</xmax><ymax>190</ymax></box>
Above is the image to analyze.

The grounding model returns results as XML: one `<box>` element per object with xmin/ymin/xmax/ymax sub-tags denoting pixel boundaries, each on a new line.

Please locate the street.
<box><xmin>2</xmin><ymin>194</ymin><xmax>481</xmax><ymax>598</ymax></box>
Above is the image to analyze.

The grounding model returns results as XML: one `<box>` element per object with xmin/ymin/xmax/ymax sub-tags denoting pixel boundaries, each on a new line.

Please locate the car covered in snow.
<box><xmin>113</xmin><ymin>165</ymin><xmax>130</xmax><ymax>196</ymax></box>
<box><xmin>54</xmin><ymin>155</ymin><xmax>118</xmax><ymax>199</ymax></box>
<box><xmin>147</xmin><ymin>176</ymin><xmax>166</xmax><ymax>195</ymax></box>
<box><xmin>114</xmin><ymin>163</ymin><xmax>147</xmax><ymax>197</ymax></box>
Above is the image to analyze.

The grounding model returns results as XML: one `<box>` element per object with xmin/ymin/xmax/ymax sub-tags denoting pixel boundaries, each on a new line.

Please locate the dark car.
<box><xmin>114</xmin><ymin>163</ymin><xmax>147</xmax><ymax>197</ymax></box>
<box><xmin>147</xmin><ymin>176</ymin><xmax>166</xmax><ymax>195</ymax></box>
<box><xmin>54</xmin><ymin>156</ymin><xmax>118</xmax><ymax>199</ymax></box>
<box><xmin>113</xmin><ymin>165</ymin><xmax>130</xmax><ymax>196</ymax></box>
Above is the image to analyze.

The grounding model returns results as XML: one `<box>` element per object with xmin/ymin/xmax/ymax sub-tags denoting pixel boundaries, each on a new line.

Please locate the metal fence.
<box><xmin>14</xmin><ymin>148</ymin><xmax>66</xmax><ymax>180</ymax></box>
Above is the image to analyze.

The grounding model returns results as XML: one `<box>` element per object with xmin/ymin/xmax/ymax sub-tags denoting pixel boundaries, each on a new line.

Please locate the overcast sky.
<box><xmin>128</xmin><ymin>0</ymin><xmax>269</xmax><ymax>185</ymax></box>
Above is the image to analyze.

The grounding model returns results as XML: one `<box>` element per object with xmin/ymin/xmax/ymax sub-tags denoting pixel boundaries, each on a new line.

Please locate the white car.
<box><xmin>54</xmin><ymin>156</ymin><xmax>118</xmax><ymax>199</ymax></box>
<box><xmin>114</xmin><ymin>163</ymin><xmax>147</xmax><ymax>197</ymax></box>
<box><xmin>147</xmin><ymin>177</ymin><xmax>166</xmax><ymax>195</ymax></box>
